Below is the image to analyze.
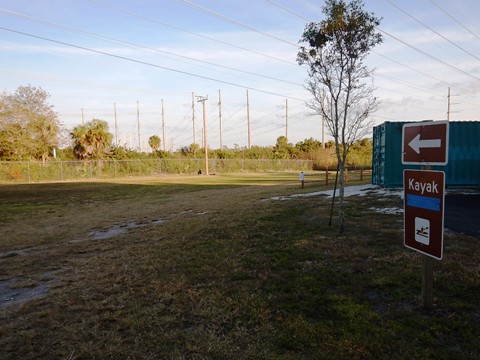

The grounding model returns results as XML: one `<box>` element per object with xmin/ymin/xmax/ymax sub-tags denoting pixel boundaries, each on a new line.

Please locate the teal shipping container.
<box><xmin>372</xmin><ymin>121</ymin><xmax>480</xmax><ymax>188</ymax></box>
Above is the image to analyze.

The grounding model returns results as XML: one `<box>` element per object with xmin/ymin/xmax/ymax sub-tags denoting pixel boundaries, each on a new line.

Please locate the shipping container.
<box><xmin>372</xmin><ymin>121</ymin><xmax>480</xmax><ymax>188</ymax></box>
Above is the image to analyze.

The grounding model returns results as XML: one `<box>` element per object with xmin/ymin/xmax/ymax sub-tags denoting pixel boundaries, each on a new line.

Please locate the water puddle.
<box><xmin>84</xmin><ymin>210</ymin><xmax>209</xmax><ymax>242</ymax></box>
<box><xmin>179</xmin><ymin>209</ymin><xmax>210</xmax><ymax>217</ymax></box>
<box><xmin>0</xmin><ymin>210</ymin><xmax>211</xmax><ymax>307</ymax></box>
<box><xmin>85</xmin><ymin>218</ymin><xmax>167</xmax><ymax>241</ymax></box>
<box><xmin>0</xmin><ymin>249</ymin><xmax>30</xmax><ymax>259</ymax></box>
<box><xmin>0</xmin><ymin>271</ymin><xmax>59</xmax><ymax>309</ymax></box>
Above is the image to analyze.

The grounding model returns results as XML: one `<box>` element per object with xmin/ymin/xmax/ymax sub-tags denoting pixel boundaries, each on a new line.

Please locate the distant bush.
<box><xmin>0</xmin><ymin>158</ymin><xmax>314</xmax><ymax>183</ymax></box>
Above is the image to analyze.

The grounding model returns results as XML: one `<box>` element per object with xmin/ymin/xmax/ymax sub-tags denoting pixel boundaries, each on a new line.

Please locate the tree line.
<box><xmin>1</xmin><ymin>84</ymin><xmax>372</xmax><ymax>169</ymax></box>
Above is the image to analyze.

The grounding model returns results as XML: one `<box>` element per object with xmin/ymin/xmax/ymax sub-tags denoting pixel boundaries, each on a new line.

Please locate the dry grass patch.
<box><xmin>0</xmin><ymin>174</ymin><xmax>479</xmax><ymax>359</ymax></box>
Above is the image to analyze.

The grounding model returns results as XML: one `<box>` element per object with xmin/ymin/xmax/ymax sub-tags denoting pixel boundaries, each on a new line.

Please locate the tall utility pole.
<box><xmin>196</xmin><ymin>95</ymin><xmax>209</xmax><ymax>175</ymax></box>
<box><xmin>321</xmin><ymin>95</ymin><xmax>326</xmax><ymax>149</ymax></box>
<box><xmin>285</xmin><ymin>98</ymin><xmax>288</xmax><ymax>140</ymax></box>
<box><xmin>161</xmin><ymin>99</ymin><xmax>166</xmax><ymax>151</ymax></box>
<box><xmin>192</xmin><ymin>92</ymin><xmax>196</xmax><ymax>145</ymax></box>
<box><xmin>218</xmin><ymin>90</ymin><xmax>223</xmax><ymax>150</ymax></box>
<box><xmin>137</xmin><ymin>100</ymin><xmax>141</xmax><ymax>151</ymax></box>
<box><xmin>114</xmin><ymin>103</ymin><xmax>118</xmax><ymax>146</ymax></box>
<box><xmin>447</xmin><ymin>86</ymin><xmax>451</xmax><ymax>122</ymax></box>
<box><xmin>322</xmin><ymin>112</ymin><xmax>326</xmax><ymax>149</ymax></box>
<box><xmin>81</xmin><ymin>108</ymin><xmax>85</xmax><ymax>125</ymax></box>
<box><xmin>246</xmin><ymin>89</ymin><xmax>251</xmax><ymax>149</ymax></box>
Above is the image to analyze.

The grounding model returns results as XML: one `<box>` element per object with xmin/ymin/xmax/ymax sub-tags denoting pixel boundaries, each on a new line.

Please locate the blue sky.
<box><xmin>1</xmin><ymin>0</ymin><xmax>480</xmax><ymax>151</ymax></box>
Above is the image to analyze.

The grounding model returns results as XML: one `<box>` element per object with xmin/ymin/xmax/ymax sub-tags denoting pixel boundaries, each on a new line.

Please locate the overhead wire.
<box><xmin>182</xmin><ymin>0</ymin><xmax>477</xmax><ymax>132</ymax></box>
<box><xmin>429</xmin><ymin>0</ymin><xmax>480</xmax><ymax>42</ymax></box>
<box><xmin>266</xmin><ymin>0</ymin><xmax>470</xmax><ymax>118</ymax></box>
<box><xmin>88</xmin><ymin>0</ymin><xmax>296</xmax><ymax>66</ymax></box>
<box><xmin>175</xmin><ymin>0</ymin><xmax>299</xmax><ymax>47</ymax></box>
<box><xmin>0</xmin><ymin>9</ymin><xmax>303</xmax><ymax>146</ymax></box>
<box><xmin>375</xmin><ymin>73</ymin><xmax>445</xmax><ymax>97</ymax></box>
<box><xmin>0</xmin><ymin>26</ymin><xmax>306</xmax><ymax>102</ymax></box>
<box><xmin>384</xmin><ymin>0</ymin><xmax>480</xmax><ymax>63</ymax></box>
<box><xmin>269</xmin><ymin>0</ymin><xmax>479</xmax><ymax>98</ymax></box>
<box><xmin>371</xmin><ymin>51</ymin><xmax>449</xmax><ymax>85</ymax></box>
<box><xmin>378</xmin><ymin>28</ymin><xmax>480</xmax><ymax>82</ymax></box>
<box><xmin>267</xmin><ymin>0</ymin><xmax>312</xmax><ymax>22</ymax></box>
<box><xmin>0</xmin><ymin>8</ymin><xmax>303</xmax><ymax>88</ymax></box>
<box><xmin>92</xmin><ymin>0</ymin><xmax>466</xmax><ymax>121</ymax></box>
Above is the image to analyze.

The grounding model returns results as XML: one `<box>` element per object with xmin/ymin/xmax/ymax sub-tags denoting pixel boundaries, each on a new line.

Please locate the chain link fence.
<box><xmin>0</xmin><ymin>158</ymin><xmax>314</xmax><ymax>183</ymax></box>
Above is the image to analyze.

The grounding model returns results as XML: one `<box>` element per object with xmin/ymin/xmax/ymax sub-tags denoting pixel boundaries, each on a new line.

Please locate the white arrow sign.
<box><xmin>408</xmin><ymin>134</ymin><xmax>441</xmax><ymax>154</ymax></box>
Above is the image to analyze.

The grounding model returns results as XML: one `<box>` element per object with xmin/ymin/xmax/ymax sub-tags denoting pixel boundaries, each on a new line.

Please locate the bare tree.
<box><xmin>297</xmin><ymin>0</ymin><xmax>382</xmax><ymax>232</ymax></box>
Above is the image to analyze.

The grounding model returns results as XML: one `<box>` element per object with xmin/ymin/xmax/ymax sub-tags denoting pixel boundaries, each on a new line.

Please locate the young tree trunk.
<box><xmin>334</xmin><ymin>140</ymin><xmax>347</xmax><ymax>233</ymax></box>
<box><xmin>337</xmin><ymin>160</ymin><xmax>346</xmax><ymax>233</ymax></box>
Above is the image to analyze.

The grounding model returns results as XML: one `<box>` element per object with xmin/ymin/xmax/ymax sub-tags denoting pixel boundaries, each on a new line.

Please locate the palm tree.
<box><xmin>148</xmin><ymin>135</ymin><xmax>161</xmax><ymax>151</ymax></box>
<box><xmin>71</xmin><ymin>119</ymin><xmax>112</xmax><ymax>160</ymax></box>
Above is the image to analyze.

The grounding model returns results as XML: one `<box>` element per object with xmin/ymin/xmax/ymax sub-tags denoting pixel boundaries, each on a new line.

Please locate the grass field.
<box><xmin>0</xmin><ymin>173</ymin><xmax>479</xmax><ymax>359</ymax></box>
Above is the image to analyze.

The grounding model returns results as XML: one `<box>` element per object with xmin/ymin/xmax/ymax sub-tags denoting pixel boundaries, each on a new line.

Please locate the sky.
<box><xmin>1</xmin><ymin>0</ymin><xmax>480</xmax><ymax>151</ymax></box>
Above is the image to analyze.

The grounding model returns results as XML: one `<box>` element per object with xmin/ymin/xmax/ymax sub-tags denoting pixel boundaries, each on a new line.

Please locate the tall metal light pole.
<box><xmin>137</xmin><ymin>100</ymin><xmax>141</xmax><ymax>151</ymax></box>
<box><xmin>285</xmin><ymin>98</ymin><xmax>288</xmax><ymax>140</ymax></box>
<box><xmin>246</xmin><ymin>90</ymin><xmax>251</xmax><ymax>149</ymax></box>
<box><xmin>196</xmin><ymin>95</ymin><xmax>209</xmax><ymax>175</ymax></box>
<box><xmin>192</xmin><ymin>92</ymin><xmax>196</xmax><ymax>145</ymax></box>
<box><xmin>114</xmin><ymin>103</ymin><xmax>118</xmax><ymax>146</ymax></box>
<box><xmin>161</xmin><ymin>99</ymin><xmax>166</xmax><ymax>152</ymax></box>
<box><xmin>218</xmin><ymin>90</ymin><xmax>223</xmax><ymax>150</ymax></box>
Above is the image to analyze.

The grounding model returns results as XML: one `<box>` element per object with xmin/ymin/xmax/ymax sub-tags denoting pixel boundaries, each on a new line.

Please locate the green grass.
<box><xmin>0</xmin><ymin>174</ymin><xmax>479</xmax><ymax>359</ymax></box>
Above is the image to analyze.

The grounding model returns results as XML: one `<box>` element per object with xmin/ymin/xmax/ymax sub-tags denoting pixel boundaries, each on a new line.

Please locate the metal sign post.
<box><xmin>402</xmin><ymin>121</ymin><xmax>449</xmax><ymax>309</ymax></box>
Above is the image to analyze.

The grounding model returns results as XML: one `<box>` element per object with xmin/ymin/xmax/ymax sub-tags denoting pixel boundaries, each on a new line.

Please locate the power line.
<box><xmin>267</xmin><ymin>0</ymin><xmax>478</xmax><ymax>108</ymax></box>
<box><xmin>384</xmin><ymin>0</ymin><xmax>480</xmax><ymax>63</ymax></box>
<box><xmin>429</xmin><ymin>0</ymin><xmax>480</xmax><ymax>43</ymax></box>
<box><xmin>89</xmin><ymin>1</ymin><xmax>480</xmax><ymax>113</ymax></box>
<box><xmin>0</xmin><ymin>8</ymin><xmax>302</xmax><ymax>88</ymax></box>
<box><xmin>0</xmin><ymin>26</ymin><xmax>306</xmax><ymax>102</ymax></box>
<box><xmin>378</xmin><ymin>28</ymin><xmax>480</xmax><ymax>82</ymax></box>
<box><xmin>88</xmin><ymin>0</ymin><xmax>296</xmax><ymax>66</ymax></box>
<box><xmin>375</xmin><ymin>73</ymin><xmax>444</xmax><ymax>98</ymax></box>
<box><xmin>267</xmin><ymin>0</ymin><xmax>312</xmax><ymax>22</ymax></box>
<box><xmin>176</xmin><ymin>0</ymin><xmax>299</xmax><ymax>47</ymax></box>
<box><xmin>372</xmin><ymin>51</ymin><xmax>449</xmax><ymax>85</ymax></box>
<box><xmin>278</xmin><ymin>0</ymin><xmax>476</xmax><ymax>120</ymax></box>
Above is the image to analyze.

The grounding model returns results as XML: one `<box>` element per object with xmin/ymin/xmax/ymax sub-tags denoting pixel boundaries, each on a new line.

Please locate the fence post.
<box><xmin>360</xmin><ymin>168</ymin><xmax>363</xmax><ymax>181</ymax></box>
<box><xmin>325</xmin><ymin>168</ymin><xmax>329</xmax><ymax>185</ymax></box>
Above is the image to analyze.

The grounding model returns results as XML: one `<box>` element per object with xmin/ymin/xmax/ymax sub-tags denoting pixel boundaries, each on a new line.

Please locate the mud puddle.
<box><xmin>89</xmin><ymin>219</ymin><xmax>167</xmax><ymax>241</ymax></box>
<box><xmin>0</xmin><ymin>270</ymin><xmax>61</xmax><ymax>309</ymax></box>
<box><xmin>77</xmin><ymin>210</ymin><xmax>210</xmax><ymax>242</ymax></box>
